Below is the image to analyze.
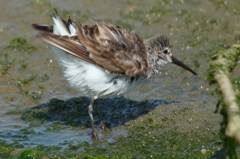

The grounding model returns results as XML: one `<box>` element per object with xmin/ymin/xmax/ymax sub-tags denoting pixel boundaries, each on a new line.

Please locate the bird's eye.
<box><xmin>163</xmin><ymin>50</ymin><xmax>168</xmax><ymax>54</ymax></box>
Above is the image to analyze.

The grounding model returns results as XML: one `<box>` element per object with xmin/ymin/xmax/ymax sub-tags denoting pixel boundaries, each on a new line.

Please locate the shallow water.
<box><xmin>0</xmin><ymin>0</ymin><xmax>239</xmax><ymax>157</ymax></box>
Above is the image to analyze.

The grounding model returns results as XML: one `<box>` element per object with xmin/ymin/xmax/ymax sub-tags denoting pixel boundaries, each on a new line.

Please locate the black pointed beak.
<box><xmin>172</xmin><ymin>56</ymin><xmax>197</xmax><ymax>75</ymax></box>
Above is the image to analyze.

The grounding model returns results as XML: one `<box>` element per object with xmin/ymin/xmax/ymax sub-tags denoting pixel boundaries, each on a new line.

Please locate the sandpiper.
<box><xmin>32</xmin><ymin>9</ymin><xmax>197</xmax><ymax>140</ymax></box>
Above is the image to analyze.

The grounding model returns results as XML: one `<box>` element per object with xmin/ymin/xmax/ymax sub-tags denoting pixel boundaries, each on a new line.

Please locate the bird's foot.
<box><xmin>89</xmin><ymin>129</ymin><xmax>99</xmax><ymax>140</ymax></box>
<box><xmin>92</xmin><ymin>132</ymin><xmax>99</xmax><ymax>140</ymax></box>
<box><xmin>97</xmin><ymin>123</ymin><xmax>108</xmax><ymax>133</ymax></box>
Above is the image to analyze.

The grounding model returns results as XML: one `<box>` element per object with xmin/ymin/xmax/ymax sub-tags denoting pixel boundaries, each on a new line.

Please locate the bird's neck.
<box><xmin>144</xmin><ymin>40</ymin><xmax>167</xmax><ymax>76</ymax></box>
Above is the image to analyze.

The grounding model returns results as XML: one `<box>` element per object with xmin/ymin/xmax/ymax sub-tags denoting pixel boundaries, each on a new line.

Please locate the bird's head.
<box><xmin>145</xmin><ymin>35</ymin><xmax>197</xmax><ymax>75</ymax></box>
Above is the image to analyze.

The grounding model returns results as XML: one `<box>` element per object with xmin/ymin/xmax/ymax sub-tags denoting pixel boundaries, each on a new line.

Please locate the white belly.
<box><xmin>52</xmin><ymin>47</ymin><xmax>147</xmax><ymax>98</ymax></box>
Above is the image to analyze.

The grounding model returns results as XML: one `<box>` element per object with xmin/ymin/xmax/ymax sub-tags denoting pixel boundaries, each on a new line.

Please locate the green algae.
<box><xmin>19</xmin><ymin>149</ymin><xmax>37</xmax><ymax>159</ymax></box>
<box><xmin>0</xmin><ymin>37</ymin><xmax>48</xmax><ymax>103</ymax></box>
<box><xmin>14</xmin><ymin>73</ymin><xmax>49</xmax><ymax>100</ymax></box>
<box><xmin>0</xmin><ymin>53</ymin><xmax>14</xmax><ymax>75</ymax></box>
<box><xmin>4</xmin><ymin>37</ymin><xmax>37</xmax><ymax>54</ymax></box>
<box><xmin>45</xmin><ymin>122</ymin><xmax>68</xmax><ymax>132</ymax></box>
<box><xmin>0</xmin><ymin>118</ymin><xmax>225</xmax><ymax>159</ymax></box>
<box><xmin>207</xmin><ymin>45</ymin><xmax>240</xmax><ymax>158</ymax></box>
<box><xmin>1</xmin><ymin>95</ymin><xmax>226</xmax><ymax>158</ymax></box>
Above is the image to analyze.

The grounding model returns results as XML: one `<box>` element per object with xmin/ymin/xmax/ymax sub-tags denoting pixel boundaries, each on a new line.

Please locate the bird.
<box><xmin>32</xmin><ymin>9</ymin><xmax>197</xmax><ymax>140</ymax></box>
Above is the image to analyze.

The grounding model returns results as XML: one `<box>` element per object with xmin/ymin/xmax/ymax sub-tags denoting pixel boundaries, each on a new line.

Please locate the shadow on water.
<box><xmin>22</xmin><ymin>96</ymin><xmax>179</xmax><ymax>129</ymax></box>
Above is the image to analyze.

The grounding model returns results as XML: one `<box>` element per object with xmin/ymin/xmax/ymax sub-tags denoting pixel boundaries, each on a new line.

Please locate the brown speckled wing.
<box><xmin>76</xmin><ymin>20</ymin><xmax>149</xmax><ymax>77</ymax></box>
<box><xmin>33</xmin><ymin>17</ymin><xmax>149</xmax><ymax>76</ymax></box>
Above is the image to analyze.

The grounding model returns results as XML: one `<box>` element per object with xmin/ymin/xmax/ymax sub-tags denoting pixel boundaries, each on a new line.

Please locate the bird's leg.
<box><xmin>88</xmin><ymin>96</ymin><xmax>98</xmax><ymax>140</ymax></box>
<box><xmin>94</xmin><ymin>100</ymin><xmax>108</xmax><ymax>133</ymax></box>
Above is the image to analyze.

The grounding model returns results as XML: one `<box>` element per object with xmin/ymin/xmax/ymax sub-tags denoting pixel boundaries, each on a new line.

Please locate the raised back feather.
<box><xmin>32</xmin><ymin>10</ymin><xmax>151</xmax><ymax>77</ymax></box>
